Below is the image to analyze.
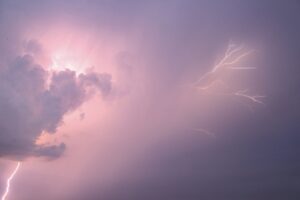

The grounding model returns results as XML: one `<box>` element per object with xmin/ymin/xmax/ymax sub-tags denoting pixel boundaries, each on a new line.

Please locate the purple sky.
<box><xmin>0</xmin><ymin>0</ymin><xmax>300</xmax><ymax>199</ymax></box>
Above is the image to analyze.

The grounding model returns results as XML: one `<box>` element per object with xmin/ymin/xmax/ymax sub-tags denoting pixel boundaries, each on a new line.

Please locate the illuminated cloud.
<box><xmin>0</xmin><ymin>51</ymin><xmax>112</xmax><ymax>160</ymax></box>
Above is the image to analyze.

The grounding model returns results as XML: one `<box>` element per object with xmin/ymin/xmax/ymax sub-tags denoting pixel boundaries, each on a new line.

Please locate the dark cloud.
<box><xmin>24</xmin><ymin>39</ymin><xmax>44</xmax><ymax>55</ymax></box>
<box><xmin>0</xmin><ymin>53</ymin><xmax>112</xmax><ymax>160</ymax></box>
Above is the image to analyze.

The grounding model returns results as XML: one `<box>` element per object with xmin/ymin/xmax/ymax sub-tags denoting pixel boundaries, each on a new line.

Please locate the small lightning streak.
<box><xmin>234</xmin><ymin>90</ymin><xmax>265</xmax><ymax>104</ymax></box>
<box><xmin>1</xmin><ymin>162</ymin><xmax>21</xmax><ymax>200</ymax></box>
<box><xmin>191</xmin><ymin>128</ymin><xmax>216</xmax><ymax>138</ymax></box>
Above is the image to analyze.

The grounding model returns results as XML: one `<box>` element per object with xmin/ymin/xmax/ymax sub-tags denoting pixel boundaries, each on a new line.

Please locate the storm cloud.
<box><xmin>0</xmin><ymin>0</ymin><xmax>300</xmax><ymax>200</ymax></box>
<box><xmin>0</xmin><ymin>53</ymin><xmax>112</xmax><ymax>159</ymax></box>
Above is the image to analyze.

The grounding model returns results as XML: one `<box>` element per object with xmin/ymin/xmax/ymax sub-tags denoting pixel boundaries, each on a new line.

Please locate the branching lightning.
<box><xmin>194</xmin><ymin>41</ymin><xmax>265</xmax><ymax>105</ymax></box>
<box><xmin>1</xmin><ymin>162</ymin><xmax>21</xmax><ymax>200</ymax></box>
<box><xmin>190</xmin><ymin>41</ymin><xmax>265</xmax><ymax>136</ymax></box>
<box><xmin>210</xmin><ymin>43</ymin><xmax>254</xmax><ymax>73</ymax></box>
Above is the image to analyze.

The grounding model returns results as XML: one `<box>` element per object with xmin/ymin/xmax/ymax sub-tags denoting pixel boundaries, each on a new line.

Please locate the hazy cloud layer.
<box><xmin>0</xmin><ymin>0</ymin><xmax>300</xmax><ymax>200</ymax></box>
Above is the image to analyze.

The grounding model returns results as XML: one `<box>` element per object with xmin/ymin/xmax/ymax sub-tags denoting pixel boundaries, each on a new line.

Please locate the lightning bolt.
<box><xmin>211</xmin><ymin>44</ymin><xmax>253</xmax><ymax>73</ymax></box>
<box><xmin>194</xmin><ymin>41</ymin><xmax>265</xmax><ymax>105</ymax></box>
<box><xmin>190</xmin><ymin>41</ymin><xmax>265</xmax><ymax>135</ymax></box>
<box><xmin>1</xmin><ymin>162</ymin><xmax>21</xmax><ymax>200</ymax></box>
<box><xmin>193</xmin><ymin>43</ymin><xmax>253</xmax><ymax>88</ymax></box>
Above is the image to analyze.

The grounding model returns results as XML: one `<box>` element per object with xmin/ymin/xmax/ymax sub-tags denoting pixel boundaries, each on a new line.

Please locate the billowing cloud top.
<box><xmin>0</xmin><ymin>53</ymin><xmax>112</xmax><ymax>159</ymax></box>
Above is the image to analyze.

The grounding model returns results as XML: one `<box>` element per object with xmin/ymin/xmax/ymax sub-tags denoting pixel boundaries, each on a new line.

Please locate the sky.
<box><xmin>0</xmin><ymin>0</ymin><xmax>300</xmax><ymax>199</ymax></box>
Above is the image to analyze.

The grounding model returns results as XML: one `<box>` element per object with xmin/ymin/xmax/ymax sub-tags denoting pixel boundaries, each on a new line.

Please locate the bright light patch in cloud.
<box><xmin>51</xmin><ymin>53</ymin><xmax>85</xmax><ymax>74</ymax></box>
